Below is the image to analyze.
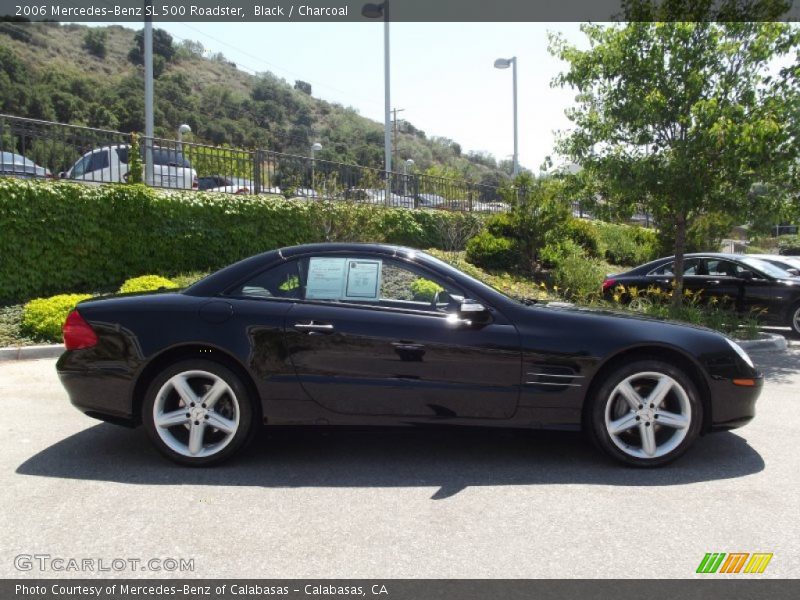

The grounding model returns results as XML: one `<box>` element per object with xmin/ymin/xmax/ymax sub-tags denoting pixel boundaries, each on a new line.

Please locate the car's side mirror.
<box><xmin>457</xmin><ymin>300</ymin><xmax>492</xmax><ymax>325</ymax></box>
<box><xmin>739</xmin><ymin>270</ymin><xmax>755</xmax><ymax>281</ymax></box>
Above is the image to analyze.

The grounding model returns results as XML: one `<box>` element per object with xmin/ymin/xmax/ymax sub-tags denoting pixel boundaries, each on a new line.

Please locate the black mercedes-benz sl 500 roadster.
<box><xmin>57</xmin><ymin>243</ymin><xmax>762</xmax><ymax>467</ymax></box>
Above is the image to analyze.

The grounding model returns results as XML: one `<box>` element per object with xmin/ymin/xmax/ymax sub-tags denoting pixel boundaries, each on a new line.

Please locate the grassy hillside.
<box><xmin>0</xmin><ymin>20</ymin><xmax>509</xmax><ymax>186</ymax></box>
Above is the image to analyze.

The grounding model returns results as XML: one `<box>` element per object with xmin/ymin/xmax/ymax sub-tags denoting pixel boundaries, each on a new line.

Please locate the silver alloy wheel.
<box><xmin>793</xmin><ymin>306</ymin><xmax>800</xmax><ymax>334</ymax></box>
<box><xmin>604</xmin><ymin>371</ymin><xmax>691</xmax><ymax>460</ymax></box>
<box><xmin>153</xmin><ymin>370</ymin><xmax>240</xmax><ymax>458</ymax></box>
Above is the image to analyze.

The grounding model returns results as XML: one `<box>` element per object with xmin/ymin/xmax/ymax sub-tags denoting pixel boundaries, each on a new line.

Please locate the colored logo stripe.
<box><xmin>697</xmin><ymin>552</ymin><xmax>773</xmax><ymax>574</ymax></box>
<box><xmin>744</xmin><ymin>553</ymin><xmax>773</xmax><ymax>574</ymax></box>
<box><xmin>697</xmin><ymin>553</ymin><xmax>726</xmax><ymax>573</ymax></box>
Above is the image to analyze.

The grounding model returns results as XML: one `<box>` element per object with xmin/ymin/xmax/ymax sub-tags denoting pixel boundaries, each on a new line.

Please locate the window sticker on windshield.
<box><xmin>343</xmin><ymin>259</ymin><xmax>381</xmax><ymax>301</ymax></box>
<box><xmin>306</xmin><ymin>257</ymin><xmax>347</xmax><ymax>299</ymax></box>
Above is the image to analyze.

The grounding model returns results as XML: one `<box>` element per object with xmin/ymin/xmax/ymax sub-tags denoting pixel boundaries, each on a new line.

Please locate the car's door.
<box><xmin>700</xmin><ymin>258</ymin><xmax>744</xmax><ymax>309</ymax></box>
<box><xmin>278</xmin><ymin>253</ymin><xmax>522</xmax><ymax>419</ymax></box>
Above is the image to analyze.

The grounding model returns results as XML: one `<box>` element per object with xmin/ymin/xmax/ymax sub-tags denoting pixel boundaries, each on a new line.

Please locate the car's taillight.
<box><xmin>602</xmin><ymin>278</ymin><xmax>617</xmax><ymax>291</ymax></box>
<box><xmin>63</xmin><ymin>310</ymin><xmax>98</xmax><ymax>350</ymax></box>
<box><xmin>192</xmin><ymin>175</ymin><xmax>199</xmax><ymax>189</ymax></box>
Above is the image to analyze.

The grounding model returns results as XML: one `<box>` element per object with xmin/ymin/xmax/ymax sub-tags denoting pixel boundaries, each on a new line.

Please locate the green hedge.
<box><xmin>0</xmin><ymin>179</ymin><xmax>483</xmax><ymax>303</ymax></box>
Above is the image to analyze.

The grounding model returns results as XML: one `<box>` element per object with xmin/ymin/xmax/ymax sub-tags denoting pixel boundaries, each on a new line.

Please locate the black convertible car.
<box><xmin>57</xmin><ymin>243</ymin><xmax>762</xmax><ymax>467</ymax></box>
<box><xmin>602</xmin><ymin>252</ymin><xmax>800</xmax><ymax>335</ymax></box>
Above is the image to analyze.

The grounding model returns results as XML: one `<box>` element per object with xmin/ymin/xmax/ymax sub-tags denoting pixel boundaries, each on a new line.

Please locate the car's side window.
<box><xmin>71</xmin><ymin>154</ymin><xmax>93</xmax><ymax>177</ymax></box>
<box><xmin>706</xmin><ymin>259</ymin><xmax>740</xmax><ymax>278</ymax></box>
<box><xmin>88</xmin><ymin>150</ymin><xmax>109</xmax><ymax>172</ymax></box>
<box><xmin>230</xmin><ymin>256</ymin><xmax>464</xmax><ymax>313</ymax></box>
<box><xmin>377</xmin><ymin>261</ymin><xmax>462</xmax><ymax>311</ymax></box>
<box><xmin>651</xmin><ymin>258</ymin><xmax>702</xmax><ymax>276</ymax></box>
<box><xmin>230</xmin><ymin>259</ymin><xmax>304</xmax><ymax>300</ymax></box>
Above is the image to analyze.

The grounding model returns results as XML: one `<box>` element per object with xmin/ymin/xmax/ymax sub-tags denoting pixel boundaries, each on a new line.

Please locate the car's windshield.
<box><xmin>740</xmin><ymin>257</ymin><xmax>796</xmax><ymax>278</ymax></box>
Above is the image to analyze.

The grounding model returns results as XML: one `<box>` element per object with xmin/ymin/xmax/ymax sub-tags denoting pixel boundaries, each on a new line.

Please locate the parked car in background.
<box><xmin>0</xmin><ymin>151</ymin><xmax>50</xmax><ymax>179</ymax></box>
<box><xmin>603</xmin><ymin>253</ymin><xmax>800</xmax><ymax>335</ymax></box>
<box><xmin>416</xmin><ymin>193</ymin><xmax>445</xmax><ymax>209</ymax></box>
<box><xmin>61</xmin><ymin>144</ymin><xmax>198</xmax><ymax>190</ymax></box>
<box><xmin>57</xmin><ymin>243</ymin><xmax>761</xmax><ymax>467</ymax></box>
<box><xmin>747</xmin><ymin>254</ymin><xmax>800</xmax><ymax>277</ymax></box>
<box><xmin>345</xmin><ymin>188</ymin><xmax>414</xmax><ymax>209</ymax></box>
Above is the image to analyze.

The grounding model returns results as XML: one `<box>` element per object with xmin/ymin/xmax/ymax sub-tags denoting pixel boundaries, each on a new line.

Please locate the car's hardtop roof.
<box><xmin>184</xmin><ymin>243</ymin><xmax>425</xmax><ymax>297</ymax></box>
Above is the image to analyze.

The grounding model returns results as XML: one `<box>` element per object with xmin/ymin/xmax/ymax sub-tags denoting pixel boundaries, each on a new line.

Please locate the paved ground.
<box><xmin>1</xmin><ymin>348</ymin><xmax>798</xmax><ymax>579</ymax></box>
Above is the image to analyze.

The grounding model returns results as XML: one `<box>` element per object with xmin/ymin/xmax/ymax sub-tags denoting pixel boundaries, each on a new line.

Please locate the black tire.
<box><xmin>142</xmin><ymin>359</ymin><xmax>255</xmax><ymax>466</ymax></box>
<box><xmin>587</xmin><ymin>359</ymin><xmax>703</xmax><ymax>467</ymax></box>
<box><xmin>788</xmin><ymin>301</ymin><xmax>800</xmax><ymax>337</ymax></box>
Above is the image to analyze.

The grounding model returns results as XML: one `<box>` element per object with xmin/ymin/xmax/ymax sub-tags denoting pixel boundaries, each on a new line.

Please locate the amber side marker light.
<box><xmin>733</xmin><ymin>378</ymin><xmax>757</xmax><ymax>387</ymax></box>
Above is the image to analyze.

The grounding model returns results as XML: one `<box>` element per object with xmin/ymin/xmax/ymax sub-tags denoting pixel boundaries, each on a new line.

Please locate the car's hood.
<box><xmin>529</xmin><ymin>301</ymin><xmax>719</xmax><ymax>334</ymax></box>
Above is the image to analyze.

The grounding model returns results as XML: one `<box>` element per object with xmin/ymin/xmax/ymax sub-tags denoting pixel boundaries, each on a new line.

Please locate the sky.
<box><xmin>92</xmin><ymin>21</ymin><xmax>589</xmax><ymax>172</ymax></box>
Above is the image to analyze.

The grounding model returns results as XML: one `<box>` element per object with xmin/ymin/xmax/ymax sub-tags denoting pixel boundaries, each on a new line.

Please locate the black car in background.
<box><xmin>57</xmin><ymin>244</ymin><xmax>762</xmax><ymax>468</ymax></box>
<box><xmin>603</xmin><ymin>253</ymin><xmax>800</xmax><ymax>335</ymax></box>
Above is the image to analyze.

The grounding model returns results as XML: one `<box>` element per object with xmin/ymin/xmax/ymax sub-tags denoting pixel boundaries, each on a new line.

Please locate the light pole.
<box><xmin>143</xmin><ymin>1</ymin><xmax>154</xmax><ymax>185</ymax></box>
<box><xmin>310</xmin><ymin>142</ymin><xmax>322</xmax><ymax>191</ymax></box>
<box><xmin>403</xmin><ymin>158</ymin><xmax>414</xmax><ymax>196</ymax></box>
<box><xmin>361</xmin><ymin>2</ymin><xmax>392</xmax><ymax>204</ymax></box>
<box><xmin>494</xmin><ymin>56</ymin><xmax>518</xmax><ymax>177</ymax></box>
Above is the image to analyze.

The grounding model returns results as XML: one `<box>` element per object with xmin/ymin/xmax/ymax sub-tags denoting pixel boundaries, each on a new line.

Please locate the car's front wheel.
<box><xmin>588</xmin><ymin>359</ymin><xmax>703</xmax><ymax>467</ymax></box>
<box><xmin>789</xmin><ymin>302</ymin><xmax>800</xmax><ymax>337</ymax></box>
<box><xmin>143</xmin><ymin>360</ymin><xmax>255</xmax><ymax>466</ymax></box>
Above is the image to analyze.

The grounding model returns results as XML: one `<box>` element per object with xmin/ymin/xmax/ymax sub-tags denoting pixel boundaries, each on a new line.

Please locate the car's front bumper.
<box><xmin>708</xmin><ymin>376</ymin><xmax>763</xmax><ymax>431</ymax></box>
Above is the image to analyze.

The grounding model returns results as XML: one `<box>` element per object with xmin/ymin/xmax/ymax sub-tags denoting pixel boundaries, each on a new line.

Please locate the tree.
<box><xmin>83</xmin><ymin>28</ymin><xmax>107</xmax><ymax>59</ymax></box>
<box><xmin>294</xmin><ymin>80</ymin><xmax>312</xmax><ymax>95</ymax></box>
<box><xmin>550</xmin><ymin>6</ymin><xmax>799</xmax><ymax>305</ymax></box>
<box><xmin>128</xmin><ymin>28</ymin><xmax>176</xmax><ymax>77</ymax></box>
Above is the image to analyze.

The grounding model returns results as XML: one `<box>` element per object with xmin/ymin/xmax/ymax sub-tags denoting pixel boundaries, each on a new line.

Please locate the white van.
<box><xmin>63</xmin><ymin>144</ymin><xmax>198</xmax><ymax>190</ymax></box>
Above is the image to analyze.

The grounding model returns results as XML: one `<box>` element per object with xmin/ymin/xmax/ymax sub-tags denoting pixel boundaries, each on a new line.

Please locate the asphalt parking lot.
<box><xmin>1</xmin><ymin>346</ymin><xmax>798</xmax><ymax>579</ymax></box>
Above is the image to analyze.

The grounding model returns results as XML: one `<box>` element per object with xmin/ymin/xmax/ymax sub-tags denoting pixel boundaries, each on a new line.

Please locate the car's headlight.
<box><xmin>726</xmin><ymin>338</ymin><xmax>754</xmax><ymax>369</ymax></box>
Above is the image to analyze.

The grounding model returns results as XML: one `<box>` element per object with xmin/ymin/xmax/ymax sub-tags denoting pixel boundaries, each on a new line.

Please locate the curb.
<box><xmin>0</xmin><ymin>344</ymin><xmax>63</xmax><ymax>361</ymax></box>
<box><xmin>736</xmin><ymin>333</ymin><xmax>788</xmax><ymax>353</ymax></box>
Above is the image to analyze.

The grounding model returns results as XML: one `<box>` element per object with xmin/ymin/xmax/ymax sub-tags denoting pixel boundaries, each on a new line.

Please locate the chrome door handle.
<box><xmin>293</xmin><ymin>321</ymin><xmax>334</xmax><ymax>333</ymax></box>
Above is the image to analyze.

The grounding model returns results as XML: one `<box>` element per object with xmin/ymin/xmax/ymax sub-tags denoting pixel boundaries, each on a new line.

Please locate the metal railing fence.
<box><xmin>0</xmin><ymin>114</ymin><xmax>510</xmax><ymax>213</ymax></box>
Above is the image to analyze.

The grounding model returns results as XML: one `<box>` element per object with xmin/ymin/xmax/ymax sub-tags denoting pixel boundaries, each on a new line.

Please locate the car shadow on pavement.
<box><xmin>17</xmin><ymin>424</ymin><xmax>764</xmax><ymax>499</ymax></box>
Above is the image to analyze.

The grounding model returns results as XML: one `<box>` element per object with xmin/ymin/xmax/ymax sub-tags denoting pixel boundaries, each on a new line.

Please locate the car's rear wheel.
<box><xmin>789</xmin><ymin>302</ymin><xmax>800</xmax><ymax>336</ymax></box>
<box><xmin>143</xmin><ymin>360</ymin><xmax>254</xmax><ymax>466</ymax></box>
<box><xmin>588</xmin><ymin>359</ymin><xmax>703</xmax><ymax>467</ymax></box>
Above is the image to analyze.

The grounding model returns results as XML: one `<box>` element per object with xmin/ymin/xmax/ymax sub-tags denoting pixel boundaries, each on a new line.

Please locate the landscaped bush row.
<box><xmin>0</xmin><ymin>179</ymin><xmax>483</xmax><ymax>303</ymax></box>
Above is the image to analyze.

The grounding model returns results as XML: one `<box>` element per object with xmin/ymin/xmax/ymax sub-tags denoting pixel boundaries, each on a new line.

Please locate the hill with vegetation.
<box><xmin>0</xmin><ymin>20</ymin><xmax>510</xmax><ymax>186</ymax></box>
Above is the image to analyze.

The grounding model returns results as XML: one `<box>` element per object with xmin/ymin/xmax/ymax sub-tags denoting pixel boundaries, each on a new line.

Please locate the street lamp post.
<box><xmin>310</xmin><ymin>142</ymin><xmax>322</xmax><ymax>191</ymax></box>
<box><xmin>403</xmin><ymin>158</ymin><xmax>414</xmax><ymax>197</ymax></box>
<box><xmin>361</xmin><ymin>2</ymin><xmax>392</xmax><ymax>204</ymax></box>
<box><xmin>494</xmin><ymin>56</ymin><xmax>518</xmax><ymax>177</ymax></box>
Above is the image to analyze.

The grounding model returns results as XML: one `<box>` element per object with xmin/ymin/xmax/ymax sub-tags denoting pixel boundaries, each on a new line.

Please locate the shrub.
<box><xmin>540</xmin><ymin>238</ymin><xmax>584</xmax><ymax>269</ymax></box>
<box><xmin>119</xmin><ymin>275</ymin><xmax>179</xmax><ymax>294</ymax></box>
<box><xmin>485</xmin><ymin>212</ymin><xmax>516</xmax><ymax>238</ymax></box>
<box><xmin>21</xmin><ymin>293</ymin><xmax>93</xmax><ymax>341</ymax></box>
<box><xmin>778</xmin><ymin>235</ymin><xmax>800</xmax><ymax>256</ymax></box>
<box><xmin>596</xmin><ymin>222</ymin><xmax>659</xmax><ymax>266</ymax></box>
<box><xmin>0</xmin><ymin>179</ymin><xmax>480</xmax><ymax>303</ymax></box>
<box><xmin>551</xmin><ymin>247</ymin><xmax>606</xmax><ymax>302</ymax></box>
<box><xmin>560</xmin><ymin>218</ymin><xmax>601</xmax><ymax>258</ymax></box>
<box><xmin>410</xmin><ymin>278</ymin><xmax>444</xmax><ymax>302</ymax></box>
<box><xmin>465</xmin><ymin>231</ymin><xmax>518</xmax><ymax>271</ymax></box>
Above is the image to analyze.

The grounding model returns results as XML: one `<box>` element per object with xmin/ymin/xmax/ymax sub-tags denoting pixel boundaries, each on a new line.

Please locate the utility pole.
<box><xmin>143</xmin><ymin>0</ymin><xmax>154</xmax><ymax>185</ymax></box>
<box><xmin>391</xmin><ymin>108</ymin><xmax>404</xmax><ymax>171</ymax></box>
